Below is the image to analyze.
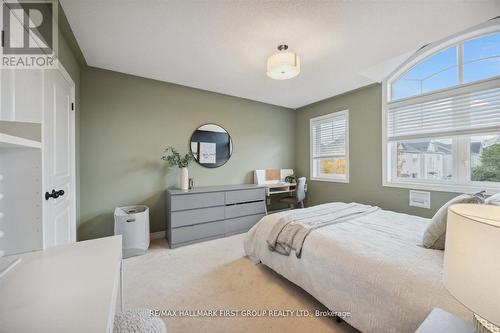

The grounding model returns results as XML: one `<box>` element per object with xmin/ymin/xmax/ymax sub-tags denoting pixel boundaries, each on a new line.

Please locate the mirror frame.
<box><xmin>189</xmin><ymin>123</ymin><xmax>233</xmax><ymax>168</ymax></box>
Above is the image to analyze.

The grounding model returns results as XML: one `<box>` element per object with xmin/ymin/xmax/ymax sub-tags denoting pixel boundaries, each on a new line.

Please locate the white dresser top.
<box><xmin>0</xmin><ymin>236</ymin><xmax>122</xmax><ymax>333</ymax></box>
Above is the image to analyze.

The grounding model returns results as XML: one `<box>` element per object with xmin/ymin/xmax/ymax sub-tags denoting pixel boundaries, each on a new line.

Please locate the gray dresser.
<box><xmin>166</xmin><ymin>184</ymin><xmax>266</xmax><ymax>248</ymax></box>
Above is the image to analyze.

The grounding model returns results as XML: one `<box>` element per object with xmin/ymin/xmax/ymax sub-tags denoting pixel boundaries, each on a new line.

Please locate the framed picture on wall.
<box><xmin>199</xmin><ymin>142</ymin><xmax>216</xmax><ymax>164</ymax></box>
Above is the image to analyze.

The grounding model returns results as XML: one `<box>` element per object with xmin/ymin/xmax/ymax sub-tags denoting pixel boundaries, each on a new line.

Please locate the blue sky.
<box><xmin>392</xmin><ymin>32</ymin><xmax>500</xmax><ymax>100</ymax></box>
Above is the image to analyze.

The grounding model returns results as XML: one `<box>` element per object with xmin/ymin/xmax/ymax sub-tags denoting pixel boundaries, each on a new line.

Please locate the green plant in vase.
<box><xmin>162</xmin><ymin>146</ymin><xmax>194</xmax><ymax>190</ymax></box>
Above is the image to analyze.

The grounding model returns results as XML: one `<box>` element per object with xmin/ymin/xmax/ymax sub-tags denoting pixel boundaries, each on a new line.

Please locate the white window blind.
<box><xmin>311</xmin><ymin>112</ymin><xmax>347</xmax><ymax>158</ymax></box>
<box><xmin>387</xmin><ymin>86</ymin><xmax>500</xmax><ymax>141</ymax></box>
<box><xmin>310</xmin><ymin>110</ymin><xmax>349</xmax><ymax>182</ymax></box>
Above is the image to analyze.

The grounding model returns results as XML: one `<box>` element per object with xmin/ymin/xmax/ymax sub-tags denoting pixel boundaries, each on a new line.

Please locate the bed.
<box><xmin>244</xmin><ymin>202</ymin><xmax>470</xmax><ymax>333</ymax></box>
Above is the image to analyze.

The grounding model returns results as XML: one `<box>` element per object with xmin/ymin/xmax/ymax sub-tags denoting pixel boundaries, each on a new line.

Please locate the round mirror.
<box><xmin>190</xmin><ymin>124</ymin><xmax>233</xmax><ymax>168</ymax></box>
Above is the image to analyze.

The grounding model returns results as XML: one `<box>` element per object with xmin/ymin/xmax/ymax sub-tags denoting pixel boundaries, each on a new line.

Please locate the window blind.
<box><xmin>387</xmin><ymin>86</ymin><xmax>500</xmax><ymax>141</ymax></box>
<box><xmin>311</xmin><ymin>112</ymin><xmax>347</xmax><ymax>158</ymax></box>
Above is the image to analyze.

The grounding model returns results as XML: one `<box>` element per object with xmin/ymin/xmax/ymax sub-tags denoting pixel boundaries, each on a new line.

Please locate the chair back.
<box><xmin>295</xmin><ymin>177</ymin><xmax>306</xmax><ymax>203</ymax></box>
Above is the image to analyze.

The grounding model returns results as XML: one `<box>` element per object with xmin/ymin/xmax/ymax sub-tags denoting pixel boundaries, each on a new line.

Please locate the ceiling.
<box><xmin>60</xmin><ymin>0</ymin><xmax>500</xmax><ymax>109</ymax></box>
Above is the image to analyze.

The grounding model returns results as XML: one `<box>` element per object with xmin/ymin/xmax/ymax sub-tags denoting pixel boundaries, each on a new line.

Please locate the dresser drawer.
<box><xmin>225</xmin><ymin>201</ymin><xmax>266</xmax><ymax>219</ymax></box>
<box><xmin>171</xmin><ymin>206</ymin><xmax>225</xmax><ymax>228</ymax></box>
<box><xmin>225</xmin><ymin>214</ymin><xmax>265</xmax><ymax>235</ymax></box>
<box><xmin>170</xmin><ymin>191</ymin><xmax>225</xmax><ymax>211</ymax></box>
<box><xmin>171</xmin><ymin>220</ymin><xmax>225</xmax><ymax>244</ymax></box>
<box><xmin>225</xmin><ymin>188</ymin><xmax>265</xmax><ymax>204</ymax></box>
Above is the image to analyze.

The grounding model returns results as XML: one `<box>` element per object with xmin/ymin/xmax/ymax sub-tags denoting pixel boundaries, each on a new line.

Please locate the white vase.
<box><xmin>179</xmin><ymin>167</ymin><xmax>189</xmax><ymax>190</ymax></box>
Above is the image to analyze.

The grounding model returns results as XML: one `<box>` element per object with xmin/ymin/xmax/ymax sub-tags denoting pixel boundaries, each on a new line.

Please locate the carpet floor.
<box><xmin>123</xmin><ymin>234</ymin><xmax>360</xmax><ymax>333</ymax></box>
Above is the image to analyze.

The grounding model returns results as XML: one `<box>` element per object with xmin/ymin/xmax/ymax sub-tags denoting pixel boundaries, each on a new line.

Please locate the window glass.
<box><xmin>395</xmin><ymin>138</ymin><xmax>454</xmax><ymax>181</ymax></box>
<box><xmin>391</xmin><ymin>47</ymin><xmax>458</xmax><ymax>100</ymax></box>
<box><xmin>314</xmin><ymin>157</ymin><xmax>346</xmax><ymax>178</ymax></box>
<box><xmin>470</xmin><ymin>134</ymin><xmax>500</xmax><ymax>183</ymax></box>
<box><xmin>310</xmin><ymin>111</ymin><xmax>349</xmax><ymax>181</ymax></box>
<box><xmin>463</xmin><ymin>33</ymin><xmax>500</xmax><ymax>83</ymax></box>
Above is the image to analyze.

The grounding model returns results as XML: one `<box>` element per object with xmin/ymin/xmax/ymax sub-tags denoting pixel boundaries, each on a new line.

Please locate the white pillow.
<box><xmin>485</xmin><ymin>192</ymin><xmax>500</xmax><ymax>206</ymax></box>
<box><xmin>422</xmin><ymin>193</ymin><xmax>484</xmax><ymax>250</ymax></box>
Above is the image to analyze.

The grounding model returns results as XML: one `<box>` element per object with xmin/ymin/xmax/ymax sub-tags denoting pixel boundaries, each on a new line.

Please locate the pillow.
<box><xmin>485</xmin><ymin>192</ymin><xmax>500</xmax><ymax>206</ymax></box>
<box><xmin>422</xmin><ymin>193</ymin><xmax>484</xmax><ymax>250</ymax></box>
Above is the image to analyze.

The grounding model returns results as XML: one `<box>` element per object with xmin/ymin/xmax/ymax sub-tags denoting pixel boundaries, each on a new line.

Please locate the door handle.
<box><xmin>45</xmin><ymin>189</ymin><xmax>65</xmax><ymax>200</ymax></box>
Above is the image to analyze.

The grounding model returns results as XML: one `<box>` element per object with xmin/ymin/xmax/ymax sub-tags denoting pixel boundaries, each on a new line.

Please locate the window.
<box><xmin>463</xmin><ymin>33</ymin><xmax>500</xmax><ymax>83</ymax></box>
<box><xmin>383</xmin><ymin>20</ymin><xmax>500</xmax><ymax>194</ymax></box>
<box><xmin>391</xmin><ymin>46</ymin><xmax>459</xmax><ymax>100</ymax></box>
<box><xmin>310</xmin><ymin>110</ymin><xmax>349</xmax><ymax>182</ymax></box>
<box><xmin>470</xmin><ymin>134</ymin><xmax>500</xmax><ymax>183</ymax></box>
<box><xmin>393</xmin><ymin>138</ymin><xmax>454</xmax><ymax>182</ymax></box>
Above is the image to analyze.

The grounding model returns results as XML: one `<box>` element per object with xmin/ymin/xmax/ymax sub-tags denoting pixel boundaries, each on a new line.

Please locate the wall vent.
<box><xmin>409</xmin><ymin>190</ymin><xmax>431</xmax><ymax>209</ymax></box>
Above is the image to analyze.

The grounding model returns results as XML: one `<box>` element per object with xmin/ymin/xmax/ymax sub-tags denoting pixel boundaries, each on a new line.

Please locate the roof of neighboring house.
<box><xmin>399</xmin><ymin>140</ymin><xmax>496</xmax><ymax>155</ymax></box>
<box><xmin>398</xmin><ymin>136</ymin><xmax>500</xmax><ymax>156</ymax></box>
<box><xmin>484</xmin><ymin>136</ymin><xmax>500</xmax><ymax>148</ymax></box>
<box><xmin>399</xmin><ymin>141</ymin><xmax>452</xmax><ymax>154</ymax></box>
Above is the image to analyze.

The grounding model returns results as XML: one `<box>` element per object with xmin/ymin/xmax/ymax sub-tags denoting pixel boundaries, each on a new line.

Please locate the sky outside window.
<box><xmin>391</xmin><ymin>32</ymin><xmax>500</xmax><ymax>101</ymax></box>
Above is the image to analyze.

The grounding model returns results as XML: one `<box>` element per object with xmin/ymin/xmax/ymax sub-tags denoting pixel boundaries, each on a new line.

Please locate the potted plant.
<box><xmin>162</xmin><ymin>146</ymin><xmax>194</xmax><ymax>190</ymax></box>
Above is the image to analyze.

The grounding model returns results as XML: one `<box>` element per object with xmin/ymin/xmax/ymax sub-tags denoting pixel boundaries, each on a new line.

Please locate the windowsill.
<box><xmin>383</xmin><ymin>180</ymin><xmax>500</xmax><ymax>195</ymax></box>
<box><xmin>311</xmin><ymin>176</ymin><xmax>349</xmax><ymax>184</ymax></box>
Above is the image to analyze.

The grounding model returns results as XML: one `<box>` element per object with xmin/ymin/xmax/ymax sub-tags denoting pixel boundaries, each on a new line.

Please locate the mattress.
<box><xmin>244</xmin><ymin>202</ymin><xmax>470</xmax><ymax>333</ymax></box>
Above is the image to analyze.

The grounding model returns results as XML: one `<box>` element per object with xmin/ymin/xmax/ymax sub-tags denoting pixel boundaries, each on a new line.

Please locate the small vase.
<box><xmin>179</xmin><ymin>167</ymin><xmax>189</xmax><ymax>190</ymax></box>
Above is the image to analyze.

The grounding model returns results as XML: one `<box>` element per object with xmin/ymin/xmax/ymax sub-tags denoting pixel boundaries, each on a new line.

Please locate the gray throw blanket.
<box><xmin>266</xmin><ymin>203</ymin><xmax>379</xmax><ymax>258</ymax></box>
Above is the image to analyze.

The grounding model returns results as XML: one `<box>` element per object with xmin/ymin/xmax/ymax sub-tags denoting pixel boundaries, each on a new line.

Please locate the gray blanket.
<box><xmin>266</xmin><ymin>203</ymin><xmax>379</xmax><ymax>257</ymax></box>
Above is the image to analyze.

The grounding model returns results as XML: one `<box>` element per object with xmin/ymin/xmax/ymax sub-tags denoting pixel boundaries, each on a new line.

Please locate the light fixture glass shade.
<box><xmin>443</xmin><ymin>203</ymin><xmax>500</xmax><ymax>328</ymax></box>
<box><xmin>266</xmin><ymin>52</ymin><xmax>300</xmax><ymax>80</ymax></box>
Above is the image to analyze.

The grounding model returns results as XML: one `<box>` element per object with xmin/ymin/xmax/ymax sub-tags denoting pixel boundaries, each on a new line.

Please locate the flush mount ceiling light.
<box><xmin>266</xmin><ymin>44</ymin><xmax>300</xmax><ymax>80</ymax></box>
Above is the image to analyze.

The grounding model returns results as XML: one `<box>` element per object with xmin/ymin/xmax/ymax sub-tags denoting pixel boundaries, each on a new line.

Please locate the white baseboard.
<box><xmin>150</xmin><ymin>231</ymin><xmax>165</xmax><ymax>240</ymax></box>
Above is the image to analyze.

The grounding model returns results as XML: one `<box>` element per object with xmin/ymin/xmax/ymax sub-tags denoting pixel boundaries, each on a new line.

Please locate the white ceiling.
<box><xmin>60</xmin><ymin>0</ymin><xmax>500</xmax><ymax>109</ymax></box>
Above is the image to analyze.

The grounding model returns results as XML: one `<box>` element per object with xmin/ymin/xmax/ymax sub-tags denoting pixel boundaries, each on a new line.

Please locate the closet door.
<box><xmin>43</xmin><ymin>67</ymin><xmax>75</xmax><ymax>247</ymax></box>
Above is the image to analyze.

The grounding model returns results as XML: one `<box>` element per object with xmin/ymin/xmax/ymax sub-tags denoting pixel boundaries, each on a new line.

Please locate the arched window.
<box><xmin>382</xmin><ymin>18</ymin><xmax>500</xmax><ymax>193</ymax></box>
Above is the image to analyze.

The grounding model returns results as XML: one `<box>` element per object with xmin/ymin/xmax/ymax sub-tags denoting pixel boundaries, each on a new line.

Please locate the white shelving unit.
<box><xmin>0</xmin><ymin>4</ymin><xmax>77</xmax><ymax>286</ymax></box>
<box><xmin>0</xmin><ymin>132</ymin><xmax>41</xmax><ymax>149</ymax></box>
<box><xmin>0</xmin><ymin>123</ymin><xmax>43</xmax><ymax>257</ymax></box>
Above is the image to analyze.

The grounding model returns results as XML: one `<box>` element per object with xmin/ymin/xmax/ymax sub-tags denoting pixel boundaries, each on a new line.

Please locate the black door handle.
<box><xmin>45</xmin><ymin>189</ymin><xmax>65</xmax><ymax>200</ymax></box>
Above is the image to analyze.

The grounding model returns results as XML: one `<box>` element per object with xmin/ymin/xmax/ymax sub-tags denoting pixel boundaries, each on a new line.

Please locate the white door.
<box><xmin>43</xmin><ymin>66</ymin><xmax>76</xmax><ymax>247</ymax></box>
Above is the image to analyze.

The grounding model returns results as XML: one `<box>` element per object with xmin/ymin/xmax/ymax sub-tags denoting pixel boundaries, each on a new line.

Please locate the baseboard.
<box><xmin>150</xmin><ymin>231</ymin><xmax>165</xmax><ymax>240</ymax></box>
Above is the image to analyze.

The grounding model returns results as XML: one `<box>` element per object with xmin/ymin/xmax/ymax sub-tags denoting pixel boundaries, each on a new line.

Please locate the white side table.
<box><xmin>416</xmin><ymin>308</ymin><xmax>474</xmax><ymax>333</ymax></box>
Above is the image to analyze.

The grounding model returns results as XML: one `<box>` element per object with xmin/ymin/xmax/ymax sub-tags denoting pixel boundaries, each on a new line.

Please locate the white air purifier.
<box><xmin>114</xmin><ymin>205</ymin><xmax>150</xmax><ymax>258</ymax></box>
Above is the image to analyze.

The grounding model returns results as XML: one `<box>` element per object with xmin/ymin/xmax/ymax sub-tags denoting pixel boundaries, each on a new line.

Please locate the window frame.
<box><xmin>382</xmin><ymin>18</ymin><xmax>500</xmax><ymax>194</ymax></box>
<box><xmin>310</xmin><ymin>110</ymin><xmax>350</xmax><ymax>183</ymax></box>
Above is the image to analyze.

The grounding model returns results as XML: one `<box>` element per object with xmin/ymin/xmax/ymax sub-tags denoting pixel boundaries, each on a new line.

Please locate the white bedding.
<box><xmin>244</xmin><ymin>202</ymin><xmax>470</xmax><ymax>333</ymax></box>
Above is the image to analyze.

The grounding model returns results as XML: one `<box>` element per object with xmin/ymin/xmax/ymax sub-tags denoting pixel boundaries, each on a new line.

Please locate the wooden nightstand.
<box><xmin>416</xmin><ymin>308</ymin><xmax>474</xmax><ymax>333</ymax></box>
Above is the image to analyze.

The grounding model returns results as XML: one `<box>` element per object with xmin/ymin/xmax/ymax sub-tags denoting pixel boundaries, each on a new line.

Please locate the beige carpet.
<box><xmin>123</xmin><ymin>234</ymin><xmax>360</xmax><ymax>333</ymax></box>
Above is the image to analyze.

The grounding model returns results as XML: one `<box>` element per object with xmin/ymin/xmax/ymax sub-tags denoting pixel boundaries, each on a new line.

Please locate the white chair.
<box><xmin>279</xmin><ymin>177</ymin><xmax>306</xmax><ymax>208</ymax></box>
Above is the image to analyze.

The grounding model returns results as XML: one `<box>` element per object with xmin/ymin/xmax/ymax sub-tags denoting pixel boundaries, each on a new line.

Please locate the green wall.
<box><xmin>78</xmin><ymin>67</ymin><xmax>295</xmax><ymax>240</ymax></box>
<box><xmin>78</xmin><ymin>73</ymin><xmax>461</xmax><ymax>241</ymax></box>
<box><xmin>295</xmin><ymin>84</ymin><xmax>457</xmax><ymax>218</ymax></box>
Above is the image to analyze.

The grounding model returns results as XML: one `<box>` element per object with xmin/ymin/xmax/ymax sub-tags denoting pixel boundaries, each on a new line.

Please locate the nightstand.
<box><xmin>416</xmin><ymin>308</ymin><xmax>474</xmax><ymax>333</ymax></box>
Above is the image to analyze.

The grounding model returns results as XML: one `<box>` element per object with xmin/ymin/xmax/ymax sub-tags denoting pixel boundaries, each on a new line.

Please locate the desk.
<box><xmin>265</xmin><ymin>182</ymin><xmax>297</xmax><ymax>196</ymax></box>
<box><xmin>253</xmin><ymin>169</ymin><xmax>306</xmax><ymax>197</ymax></box>
<box><xmin>262</xmin><ymin>182</ymin><xmax>308</xmax><ymax>214</ymax></box>
<box><xmin>0</xmin><ymin>236</ymin><xmax>123</xmax><ymax>333</ymax></box>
